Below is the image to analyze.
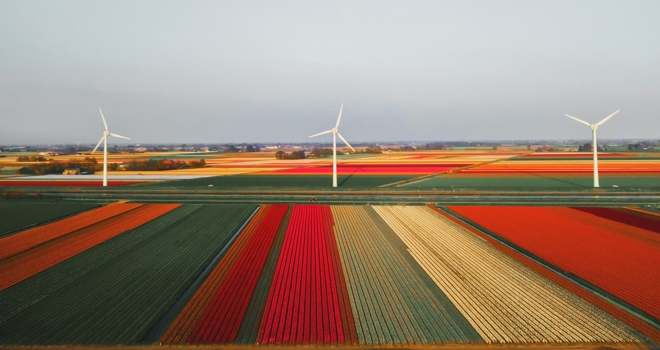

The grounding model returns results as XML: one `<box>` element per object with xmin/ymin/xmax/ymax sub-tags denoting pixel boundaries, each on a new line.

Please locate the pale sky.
<box><xmin>1</xmin><ymin>0</ymin><xmax>659</xmax><ymax>144</ymax></box>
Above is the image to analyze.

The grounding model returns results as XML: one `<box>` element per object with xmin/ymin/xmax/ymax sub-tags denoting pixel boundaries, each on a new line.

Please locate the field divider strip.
<box><xmin>144</xmin><ymin>205</ymin><xmax>261</xmax><ymax>343</ymax></box>
<box><xmin>435</xmin><ymin>206</ymin><xmax>660</xmax><ymax>335</ymax></box>
<box><xmin>378</xmin><ymin>156</ymin><xmax>517</xmax><ymax>188</ymax></box>
<box><xmin>0</xmin><ymin>204</ymin><xmax>102</xmax><ymax>238</ymax></box>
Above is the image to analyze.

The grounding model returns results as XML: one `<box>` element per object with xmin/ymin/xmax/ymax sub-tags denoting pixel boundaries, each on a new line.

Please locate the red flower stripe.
<box><xmin>269</xmin><ymin>166</ymin><xmax>458</xmax><ymax>175</ymax></box>
<box><xmin>257</xmin><ymin>205</ymin><xmax>344</xmax><ymax>345</ymax></box>
<box><xmin>160</xmin><ymin>205</ymin><xmax>270</xmax><ymax>344</ymax></box>
<box><xmin>0</xmin><ymin>180</ymin><xmax>146</xmax><ymax>187</ymax></box>
<box><xmin>0</xmin><ymin>203</ymin><xmax>142</xmax><ymax>261</ymax></box>
<box><xmin>188</xmin><ymin>204</ymin><xmax>288</xmax><ymax>343</ymax></box>
<box><xmin>432</xmin><ymin>205</ymin><xmax>660</xmax><ymax>342</ymax></box>
<box><xmin>448</xmin><ymin>206</ymin><xmax>660</xmax><ymax>322</ymax></box>
<box><xmin>0</xmin><ymin>204</ymin><xmax>179</xmax><ymax>291</ymax></box>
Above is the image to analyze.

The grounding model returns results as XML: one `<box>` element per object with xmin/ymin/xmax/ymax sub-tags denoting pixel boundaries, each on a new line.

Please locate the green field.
<box><xmin>139</xmin><ymin>174</ymin><xmax>413</xmax><ymax>190</ymax></box>
<box><xmin>0</xmin><ymin>204</ymin><xmax>256</xmax><ymax>345</ymax></box>
<box><xmin>405</xmin><ymin>176</ymin><xmax>660</xmax><ymax>191</ymax></box>
<box><xmin>0</xmin><ymin>202</ymin><xmax>98</xmax><ymax>237</ymax></box>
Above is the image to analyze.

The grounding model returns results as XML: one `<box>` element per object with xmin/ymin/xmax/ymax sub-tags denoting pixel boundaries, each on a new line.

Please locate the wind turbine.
<box><xmin>309</xmin><ymin>104</ymin><xmax>355</xmax><ymax>188</ymax></box>
<box><xmin>92</xmin><ymin>108</ymin><xmax>131</xmax><ymax>187</ymax></box>
<box><xmin>565</xmin><ymin>110</ymin><xmax>619</xmax><ymax>188</ymax></box>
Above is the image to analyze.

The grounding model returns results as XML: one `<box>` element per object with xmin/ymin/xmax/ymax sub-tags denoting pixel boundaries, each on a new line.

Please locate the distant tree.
<box><xmin>275</xmin><ymin>151</ymin><xmax>285</xmax><ymax>159</ymax></box>
<box><xmin>492</xmin><ymin>146</ymin><xmax>498</xmax><ymax>150</ymax></box>
<box><xmin>189</xmin><ymin>159</ymin><xmax>206</xmax><ymax>168</ymax></box>
<box><xmin>291</xmin><ymin>150</ymin><xmax>306</xmax><ymax>159</ymax></box>
<box><xmin>363</xmin><ymin>146</ymin><xmax>382</xmax><ymax>154</ymax></box>
<box><xmin>425</xmin><ymin>143</ymin><xmax>444</xmax><ymax>150</ymax></box>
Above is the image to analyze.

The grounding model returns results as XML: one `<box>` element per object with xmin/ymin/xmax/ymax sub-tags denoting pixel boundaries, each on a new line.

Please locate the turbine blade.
<box><xmin>335</xmin><ymin>103</ymin><xmax>343</xmax><ymax>128</ymax></box>
<box><xmin>565</xmin><ymin>114</ymin><xmax>591</xmax><ymax>127</ymax></box>
<box><xmin>92</xmin><ymin>135</ymin><xmax>105</xmax><ymax>153</ymax></box>
<box><xmin>309</xmin><ymin>130</ymin><xmax>332</xmax><ymax>138</ymax></box>
<box><xmin>109</xmin><ymin>133</ymin><xmax>131</xmax><ymax>140</ymax></box>
<box><xmin>596</xmin><ymin>110</ymin><xmax>619</xmax><ymax>126</ymax></box>
<box><xmin>337</xmin><ymin>132</ymin><xmax>355</xmax><ymax>152</ymax></box>
<box><xmin>99</xmin><ymin>108</ymin><xmax>108</xmax><ymax>131</ymax></box>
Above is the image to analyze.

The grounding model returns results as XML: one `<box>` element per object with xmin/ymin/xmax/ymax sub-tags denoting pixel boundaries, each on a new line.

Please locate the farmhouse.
<box><xmin>62</xmin><ymin>168</ymin><xmax>81</xmax><ymax>175</ymax></box>
<box><xmin>0</xmin><ymin>166</ymin><xmax>30</xmax><ymax>175</ymax></box>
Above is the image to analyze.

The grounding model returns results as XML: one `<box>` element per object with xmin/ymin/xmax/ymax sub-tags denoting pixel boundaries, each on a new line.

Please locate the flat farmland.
<box><xmin>0</xmin><ymin>204</ymin><xmax>256</xmax><ymax>344</ymax></box>
<box><xmin>138</xmin><ymin>174</ymin><xmax>415</xmax><ymax>190</ymax></box>
<box><xmin>407</xmin><ymin>175</ymin><xmax>660</xmax><ymax>191</ymax></box>
<box><xmin>398</xmin><ymin>152</ymin><xmax>660</xmax><ymax>191</ymax></box>
<box><xmin>448</xmin><ymin>206</ymin><xmax>660</xmax><ymax>322</ymax></box>
<box><xmin>1</xmin><ymin>201</ymin><xmax>658</xmax><ymax>347</ymax></box>
<box><xmin>3</xmin><ymin>150</ymin><xmax>660</xmax><ymax>194</ymax></box>
<box><xmin>0</xmin><ymin>202</ymin><xmax>98</xmax><ymax>237</ymax></box>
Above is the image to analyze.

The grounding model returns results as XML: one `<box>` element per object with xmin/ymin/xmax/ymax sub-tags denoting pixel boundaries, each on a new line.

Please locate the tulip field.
<box><xmin>0</xmin><ymin>202</ymin><xmax>97</xmax><ymax>237</ymax></box>
<box><xmin>447</xmin><ymin>206</ymin><xmax>660</xmax><ymax>322</ymax></box>
<box><xmin>0</xmin><ymin>201</ymin><xmax>658</xmax><ymax>346</ymax></box>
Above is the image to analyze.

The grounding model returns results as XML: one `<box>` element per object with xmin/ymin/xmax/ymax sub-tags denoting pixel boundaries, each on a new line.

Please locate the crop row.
<box><xmin>161</xmin><ymin>205</ymin><xmax>271</xmax><ymax>344</ymax></box>
<box><xmin>0</xmin><ymin>204</ymin><xmax>256</xmax><ymax>345</ymax></box>
<box><xmin>0</xmin><ymin>203</ymin><xmax>141</xmax><ymax>261</ymax></box>
<box><xmin>373</xmin><ymin>206</ymin><xmax>642</xmax><ymax>344</ymax></box>
<box><xmin>449</xmin><ymin>206</ymin><xmax>660</xmax><ymax>322</ymax></box>
<box><xmin>232</xmin><ymin>205</ymin><xmax>293</xmax><ymax>344</ymax></box>
<box><xmin>0</xmin><ymin>205</ymin><xmax>203</xmax><ymax>326</ymax></box>
<box><xmin>0</xmin><ymin>202</ymin><xmax>98</xmax><ymax>238</ymax></box>
<box><xmin>257</xmin><ymin>205</ymin><xmax>348</xmax><ymax>345</ymax></box>
<box><xmin>331</xmin><ymin>205</ymin><xmax>479</xmax><ymax>345</ymax></box>
<box><xmin>433</xmin><ymin>206</ymin><xmax>660</xmax><ymax>343</ymax></box>
<box><xmin>188</xmin><ymin>204</ymin><xmax>289</xmax><ymax>343</ymax></box>
<box><xmin>0</xmin><ymin>204</ymin><xmax>176</xmax><ymax>291</ymax></box>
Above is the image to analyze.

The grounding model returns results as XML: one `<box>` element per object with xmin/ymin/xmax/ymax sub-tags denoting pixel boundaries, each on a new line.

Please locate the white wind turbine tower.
<box><xmin>565</xmin><ymin>110</ymin><xmax>619</xmax><ymax>188</ymax></box>
<box><xmin>91</xmin><ymin>108</ymin><xmax>131</xmax><ymax>187</ymax></box>
<box><xmin>309</xmin><ymin>104</ymin><xmax>355</xmax><ymax>188</ymax></box>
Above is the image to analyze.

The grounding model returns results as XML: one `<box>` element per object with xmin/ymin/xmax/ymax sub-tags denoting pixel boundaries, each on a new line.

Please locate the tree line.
<box><xmin>125</xmin><ymin>159</ymin><xmax>206</xmax><ymax>171</ymax></box>
<box><xmin>16</xmin><ymin>158</ymin><xmax>98</xmax><ymax>175</ymax></box>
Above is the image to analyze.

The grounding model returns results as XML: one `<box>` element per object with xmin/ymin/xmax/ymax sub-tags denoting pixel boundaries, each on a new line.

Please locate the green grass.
<box><xmin>0</xmin><ymin>202</ymin><xmax>98</xmax><ymax>237</ymax></box>
<box><xmin>405</xmin><ymin>176</ymin><xmax>660</xmax><ymax>191</ymax></box>
<box><xmin>0</xmin><ymin>204</ymin><xmax>256</xmax><ymax>345</ymax></box>
<box><xmin>139</xmin><ymin>174</ymin><xmax>414</xmax><ymax>190</ymax></box>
